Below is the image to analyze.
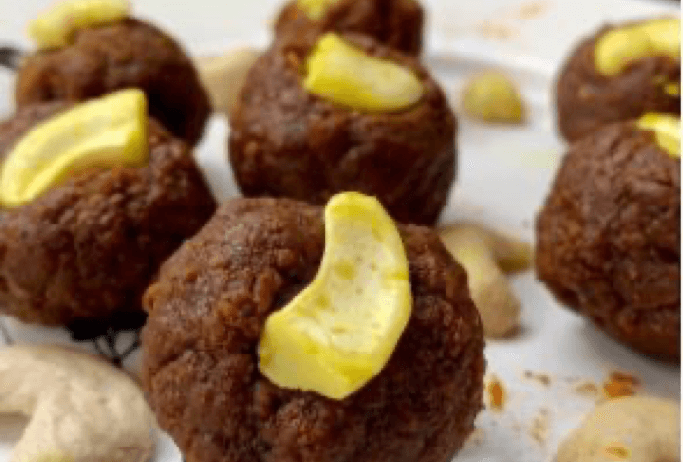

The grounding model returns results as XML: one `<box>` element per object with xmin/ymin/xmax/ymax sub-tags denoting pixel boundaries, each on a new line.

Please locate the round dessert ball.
<box><xmin>15</xmin><ymin>18</ymin><xmax>211</xmax><ymax>146</ymax></box>
<box><xmin>555</xmin><ymin>19</ymin><xmax>680</xmax><ymax>142</ymax></box>
<box><xmin>274</xmin><ymin>0</ymin><xmax>424</xmax><ymax>56</ymax></box>
<box><xmin>536</xmin><ymin>120</ymin><xmax>680</xmax><ymax>360</ymax></box>
<box><xmin>228</xmin><ymin>34</ymin><xmax>457</xmax><ymax>225</ymax></box>
<box><xmin>0</xmin><ymin>102</ymin><xmax>217</xmax><ymax>326</ymax></box>
<box><xmin>141</xmin><ymin>197</ymin><xmax>485</xmax><ymax>462</ymax></box>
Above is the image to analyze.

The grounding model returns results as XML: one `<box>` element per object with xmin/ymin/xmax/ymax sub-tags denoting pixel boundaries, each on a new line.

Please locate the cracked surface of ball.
<box><xmin>0</xmin><ymin>101</ymin><xmax>216</xmax><ymax>326</ymax></box>
<box><xmin>536</xmin><ymin>120</ymin><xmax>680</xmax><ymax>360</ymax></box>
<box><xmin>142</xmin><ymin>197</ymin><xmax>485</xmax><ymax>462</ymax></box>
<box><xmin>16</xmin><ymin>18</ymin><xmax>211</xmax><ymax>146</ymax></box>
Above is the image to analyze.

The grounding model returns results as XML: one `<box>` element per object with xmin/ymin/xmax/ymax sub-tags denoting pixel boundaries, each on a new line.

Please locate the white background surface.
<box><xmin>0</xmin><ymin>0</ymin><xmax>680</xmax><ymax>461</ymax></box>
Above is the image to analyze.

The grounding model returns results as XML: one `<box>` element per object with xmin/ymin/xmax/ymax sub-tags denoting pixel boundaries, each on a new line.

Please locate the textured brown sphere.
<box><xmin>555</xmin><ymin>20</ymin><xmax>680</xmax><ymax>142</ymax></box>
<box><xmin>536</xmin><ymin>120</ymin><xmax>680</xmax><ymax>361</ymax></box>
<box><xmin>228</xmin><ymin>35</ymin><xmax>457</xmax><ymax>226</ymax></box>
<box><xmin>142</xmin><ymin>197</ymin><xmax>485</xmax><ymax>462</ymax></box>
<box><xmin>0</xmin><ymin>102</ymin><xmax>216</xmax><ymax>326</ymax></box>
<box><xmin>16</xmin><ymin>18</ymin><xmax>211</xmax><ymax>146</ymax></box>
<box><xmin>274</xmin><ymin>0</ymin><xmax>424</xmax><ymax>56</ymax></box>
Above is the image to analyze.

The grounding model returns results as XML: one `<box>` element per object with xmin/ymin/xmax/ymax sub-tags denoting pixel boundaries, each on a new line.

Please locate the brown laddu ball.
<box><xmin>0</xmin><ymin>102</ymin><xmax>217</xmax><ymax>326</ymax></box>
<box><xmin>274</xmin><ymin>0</ymin><xmax>424</xmax><ymax>56</ymax></box>
<box><xmin>555</xmin><ymin>19</ymin><xmax>680</xmax><ymax>142</ymax></box>
<box><xmin>141</xmin><ymin>197</ymin><xmax>485</xmax><ymax>462</ymax></box>
<box><xmin>228</xmin><ymin>34</ymin><xmax>457</xmax><ymax>226</ymax></box>
<box><xmin>536</xmin><ymin>120</ymin><xmax>680</xmax><ymax>361</ymax></box>
<box><xmin>15</xmin><ymin>18</ymin><xmax>211</xmax><ymax>146</ymax></box>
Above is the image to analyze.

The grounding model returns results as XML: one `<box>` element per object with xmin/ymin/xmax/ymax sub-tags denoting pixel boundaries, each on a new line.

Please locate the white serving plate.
<box><xmin>0</xmin><ymin>1</ymin><xmax>680</xmax><ymax>461</ymax></box>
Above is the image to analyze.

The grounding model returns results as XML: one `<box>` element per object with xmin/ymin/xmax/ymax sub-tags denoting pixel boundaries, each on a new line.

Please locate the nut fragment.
<box><xmin>0</xmin><ymin>345</ymin><xmax>156</xmax><ymax>462</ymax></box>
<box><xmin>304</xmin><ymin>33</ymin><xmax>424</xmax><ymax>112</ymax></box>
<box><xmin>556</xmin><ymin>396</ymin><xmax>680</xmax><ymax>462</ymax></box>
<box><xmin>461</xmin><ymin>71</ymin><xmax>526</xmax><ymax>124</ymax></box>
<box><xmin>438</xmin><ymin>223</ymin><xmax>530</xmax><ymax>338</ymax></box>
<box><xmin>297</xmin><ymin>0</ymin><xmax>342</xmax><ymax>20</ymax></box>
<box><xmin>486</xmin><ymin>374</ymin><xmax>506</xmax><ymax>411</ymax></box>
<box><xmin>636</xmin><ymin>112</ymin><xmax>681</xmax><ymax>158</ymax></box>
<box><xmin>443</xmin><ymin>223</ymin><xmax>533</xmax><ymax>274</ymax></box>
<box><xmin>0</xmin><ymin>89</ymin><xmax>148</xmax><ymax>208</ymax></box>
<box><xmin>595</xmin><ymin>18</ymin><xmax>681</xmax><ymax>76</ymax></box>
<box><xmin>258</xmin><ymin>192</ymin><xmax>411</xmax><ymax>400</ymax></box>
<box><xmin>194</xmin><ymin>48</ymin><xmax>261</xmax><ymax>120</ymax></box>
<box><xmin>28</xmin><ymin>0</ymin><xmax>130</xmax><ymax>50</ymax></box>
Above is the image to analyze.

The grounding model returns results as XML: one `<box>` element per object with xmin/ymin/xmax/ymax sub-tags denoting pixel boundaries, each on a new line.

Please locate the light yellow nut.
<box><xmin>195</xmin><ymin>48</ymin><xmax>261</xmax><ymax>119</ymax></box>
<box><xmin>462</xmin><ymin>71</ymin><xmax>526</xmax><ymax>124</ymax></box>
<box><xmin>664</xmin><ymin>82</ymin><xmax>680</xmax><ymax>96</ymax></box>
<box><xmin>637</xmin><ymin>112</ymin><xmax>681</xmax><ymax>159</ymax></box>
<box><xmin>297</xmin><ymin>0</ymin><xmax>342</xmax><ymax>20</ymax></box>
<box><xmin>258</xmin><ymin>192</ymin><xmax>411</xmax><ymax>400</ymax></box>
<box><xmin>645</xmin><ymin>18</ymin><xmax>681</xmax><ymax>57</ymax></box>
<box><xmin>556</xmin><ymin>396</ymin><xmax>680</xmax><ymax>462</ymax></box>
<box><xmin>28</xmin><ymin>0</ymin><xmax>130</xmax><ymax>50</ymax></box>
<box><xmin>304</xmin><ymin>33</ymin><xmax>424</xmax><ymax>113</ymax></box>
<box><xmin>595</xmin><ymin>18</ymin><xmax>681</xmax><ymax>76</ymax></box>
<box><xmin>0</xmin><ymin>89</ymin><xmax>149</xmax><ymax>208</ymax></box>
<box><xmin>440</xmin><ymin>223</ymin><xmax>533</xmax><ymax>274</ymax></box>
<box><xmin>0</xmin><ymin>345</ymin><xmax>156</xmax><ymax>462</ymax></box>
<box><xmin>438</xmin><ymin>225</ymin><xmax>521</xmax><ymax>338</ymax></box>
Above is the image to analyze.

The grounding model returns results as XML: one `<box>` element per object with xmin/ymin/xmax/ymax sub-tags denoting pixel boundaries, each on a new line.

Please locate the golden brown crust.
<box><xmin>141</xmin><ymin>197</ymin><xmax>485</xmax><ymax>462</ymax></box>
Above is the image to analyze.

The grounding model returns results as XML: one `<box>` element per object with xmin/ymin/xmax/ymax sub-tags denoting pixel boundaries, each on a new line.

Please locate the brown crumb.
<box><xmin>523</xmin><ymin>370</ymin><xmax>552</xmax><ymax>386</ymax></box>
<box><xmin>486</xmin><ymin>375</ymin><xmax>506</xmax><ymax>411</ymax></box>
<box><xmin>604</xmin><ymin>444</ymin><xmax>631</xmax><ymax>460</ymax></box>
<box><xmin>603</xmin><ymin>371</ymin><xmax>641</xmax><ymax>399</ymax></box>
<box><xmin>516</xmin><ymin>1</ymin><xmax>548</xmax><ymax>20</ymax></box>
<box><xmin>610</xmin><ymin>371</ymin><xmax>641</xmax><ymax>386</ymax></box>
<box><xmin>529</xmin><ymin>408</ymin><xmax>550</xmax><ymax>445</ymax></box>
<box><xmin>574</xmin><ymin>381</ymin><xmax>599</xmax><ymax>396</ymax></box>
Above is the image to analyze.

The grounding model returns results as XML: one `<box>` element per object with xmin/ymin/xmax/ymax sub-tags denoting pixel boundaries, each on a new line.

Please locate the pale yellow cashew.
<box><xmin>595</xmin><ymin>18</ymin><xmax>680</xmax><ymax>76</ymax></box>
<box><xmin>194</xmin><ymin>48</ymin><xmax>261</xmax><ymax>120</ymax></box>
<box><xmin>28</xmin><ymin>0</ymin><xmax>130</xmax><ymax>50</ymax></box>
<box><xmin>0</xmin><ymin>345</ymin><xmax>156</xmax><ymax>462</ymax></box>
<box><xmin>303</xmin><ymin>33</ymin><xmax>424</xmax><ymax>112</ymax></box>
<box><xmin>461</xmin><ymin>71</ymin><xmax>527</xmax><ymax>124</ymax></box>
<box><xmin>259</xmin><ymin>192</ymin><xmax>411</xmax><ymax>400</ymax></box>
<box><xmin>556</xmin><ymin>396</ymin><xmax>680</xmax><ymax>462</ymax></box>
<box><xmin>438</xmin><ymin>223</ymin><xmax>532</xmax><ymax>338</ymax></box>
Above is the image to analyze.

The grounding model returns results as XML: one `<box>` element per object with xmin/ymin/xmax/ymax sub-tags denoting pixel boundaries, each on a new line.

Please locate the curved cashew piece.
<box><xmin>438</xmin><ymin>223</ymin><xmax>532</xmax><ymax>338</ymax></box>
<box><xmin>0</xmin><ymin>345</ymin><xmax>156</xmax><ymax>462</ymax></box>
<box><xmin>195</xmin><ymin>48</ymin><xmax>261</xmax><ymax>120</ymax></box>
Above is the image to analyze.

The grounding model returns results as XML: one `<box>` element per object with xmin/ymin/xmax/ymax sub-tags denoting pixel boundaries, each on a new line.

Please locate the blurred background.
<box><xmin>0</xmin><ymin>0</ymin><xmax>679</xmax><ymax>80</ymax></box>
